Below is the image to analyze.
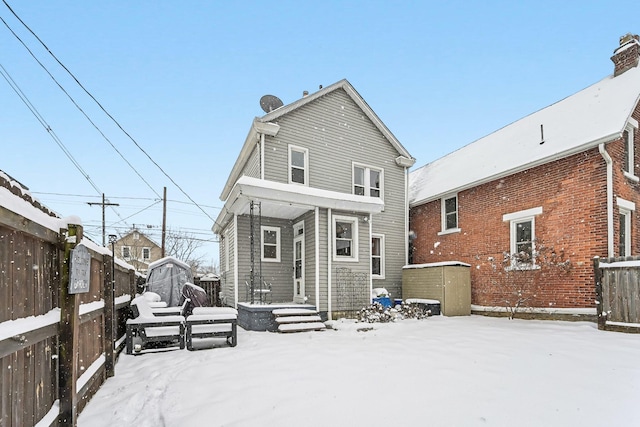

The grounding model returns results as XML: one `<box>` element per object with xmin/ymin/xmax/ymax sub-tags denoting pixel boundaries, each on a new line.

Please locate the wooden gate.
<box><xmin>594</xmin><ymin>256</ymin><xmax>640</xmax><ymax>332</ymax></box>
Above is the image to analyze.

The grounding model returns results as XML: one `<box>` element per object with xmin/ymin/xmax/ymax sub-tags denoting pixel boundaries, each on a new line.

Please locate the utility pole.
<box><xmin>87</xmin><ymin>193</ymin><xmax>120</xmax><ymax>246</ymax></box>
<box><xmin>161</xmin><ymin>186</ymin><xmax>167</xmax><ymax>257</ymax></box>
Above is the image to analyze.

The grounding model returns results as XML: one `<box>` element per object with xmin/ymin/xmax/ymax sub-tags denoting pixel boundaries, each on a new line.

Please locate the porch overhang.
<box><xmin>213</xmin><ymin>176</ymin><xmax>384</xmax><ymax>234</ymax></box>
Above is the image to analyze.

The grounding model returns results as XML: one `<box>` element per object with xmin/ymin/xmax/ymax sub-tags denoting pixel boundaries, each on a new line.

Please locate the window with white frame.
<box><xmin>624</xmin><ymin>120</ymin><xmax>639</xmax><ymax>181</ymax></box>
<box><xmin>371</xmin><ymin>234</ymin><xmax>385</xmax><ymax>278</ymax></box>
<box><xmin>333</xmin><ymin>215</ymin><xmax>358</xmax><ymax>261</ymax></box>
<box><xmin>617</xmin><ymin>197</ymin><xmax>635</xmax><ymax>257</ymax></box>
<box><xmin>288</xmin><ymin>145</ymin><xmax>308</xmax><ymax>185</ymax></box>
<box><xmin>261</xmin><ymin>226</ymin><xmax>281</xmax><ymax>262</ymax></box>
<box><xmin>142</xmin><ymin>247</ymin><xmax>150</xmax><ymax>260</ymax></box>
<box><xmin>122</xmin><ymin>246</ymin><xmax>131</xmax><ymax>259</ymax></box>
<box><xmin>439</xmin><ymin>194</ymin><xmax>460</xmax><ymax>234</ymax></box>
<box><xmin>353</xmin><ymin>164</ymin><xmax>383</xmax><ymax>198</ymax></box>
<box><xmin>503</xmin><ymin>207</ymin><xmax>542</xmax><ymax>268</ymax></box>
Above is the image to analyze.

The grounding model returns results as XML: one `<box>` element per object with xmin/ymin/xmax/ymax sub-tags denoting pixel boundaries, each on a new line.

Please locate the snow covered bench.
<box><xmin>185</xmin><ymin>307</ymin><xmax>238</xmax><ymax>350</ymax></box>
<box><xmin>126</xmin><ymin>296</ymin><xmax>185</xmax><ymax>354</ymax></box>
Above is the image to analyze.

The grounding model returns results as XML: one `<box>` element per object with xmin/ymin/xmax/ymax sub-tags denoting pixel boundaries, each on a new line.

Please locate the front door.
<box><xmin>293</xmin><ymin>234</ymin><xmax>305</xmax><ymax>303</ymax></box>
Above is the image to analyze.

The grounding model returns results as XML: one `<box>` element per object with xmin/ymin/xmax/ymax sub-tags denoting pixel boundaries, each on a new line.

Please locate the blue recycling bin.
<box><xmin>372</xmin><ymin>297</ymin><xmax>392</xmax><ymax>307</ymax></box>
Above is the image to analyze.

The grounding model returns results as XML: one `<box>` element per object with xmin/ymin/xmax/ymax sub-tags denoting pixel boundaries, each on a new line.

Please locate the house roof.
<box><xmin>213</xmin><ymin>176</ymin><xmax>383</xmax><ymax>234</ymax></box>
<box><xmin>409</xmin><ymin>64</ymin><xmax>640</xmax><ymax>207</ymax></box>
<box><xmin>219</xmin><ymin>79</ymin><xmax>415</xmax><ymax>202</ymax></box>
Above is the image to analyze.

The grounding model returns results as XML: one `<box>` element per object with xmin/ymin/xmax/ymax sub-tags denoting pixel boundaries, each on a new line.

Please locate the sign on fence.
<box><xmin>69</xmin><ymin>243</ymin><xmax>91</xmax><ymax>294</ymax></box>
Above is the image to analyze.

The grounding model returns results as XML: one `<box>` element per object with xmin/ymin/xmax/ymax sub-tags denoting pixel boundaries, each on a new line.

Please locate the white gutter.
<box><xmin>315</xmin><ymin>207</ymin><xmax>320</xmax><ymax>311</ymax></box>
<box><xmin>599</xmin><ymin>143</ymin><xmax>614</xmax><ymax>257</ymax></box>
<box><xmin>327</xmin><ymin>208</ymin><xmax>332</xmax><ymax>320</ymax></box>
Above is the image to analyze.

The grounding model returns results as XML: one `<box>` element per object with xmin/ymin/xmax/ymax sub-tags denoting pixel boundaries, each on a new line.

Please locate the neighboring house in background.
<box><xmin>115</xmin><ymin>228</ymin><xmax>163</xmax><ymax>274</ymax></box>
<box><xmin>409</xmin><ymin>34</ymin><xmax>640</xmax><ymax>318</ymax></box>
<box><xmin>213</xmin><ymin>79</ymin><xmax>415</xmax><ymax>319</ymax></box>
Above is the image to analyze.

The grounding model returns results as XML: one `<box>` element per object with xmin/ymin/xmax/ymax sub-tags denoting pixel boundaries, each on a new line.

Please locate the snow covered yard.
<box><xmin>77</xmin><ymin>315</ymin><xmax>640</xmax><ymax>427</ymax></box>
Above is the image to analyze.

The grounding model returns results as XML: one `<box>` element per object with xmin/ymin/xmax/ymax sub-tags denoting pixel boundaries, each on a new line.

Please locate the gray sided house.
<box><xmin>213</xmin><ymin>79</ymin><xmax>415</xmax><ymax>319</ymax></box>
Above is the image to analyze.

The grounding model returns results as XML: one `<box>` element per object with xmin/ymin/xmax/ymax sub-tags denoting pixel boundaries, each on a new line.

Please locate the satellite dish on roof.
<box><xmin>259</xmin><ymin>94</ymin><xmax>284</xmax><ymax>113</ymax></box>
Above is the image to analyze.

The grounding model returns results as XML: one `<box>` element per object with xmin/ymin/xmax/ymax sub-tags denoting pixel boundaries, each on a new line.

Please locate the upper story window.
<box><xmin>333</xmin><ymin>215</ymin><xmax>358</xmax><ymax>262</ymax></box>
<box><xmin>261</xmin><ymin>226</ymin><xmax>281</xmax><ymax>262</ymax></box>
<box><xmin>353</xmin><ymin>163</ymin><xmax>383</xmax><ymax>198</ymax></box>
<box><xmin>288</xmin><ymin>145</ymin><xmax>308</xmax><ymax>185</ymax></box>
<box><xmin>503</xmin><ymin>207</ymin><xmax>542</xmax><ymax>269</ymax></box>
<box><xmin>617</xmin><ymin>197</ymin><xmax>635</xmax><ymax>257</ymax></box>
<box><xmin>121</xmin><ymin>246</ymin><xmax>131</xmax><ymax>259</ymax></box>
<box><xmin>372</xmin><ymin>234</ymin><xmax>385</xmax><ymax>279</ymax></box>
<box><xmin>623</xmin><ymin>119</ymin><xmax>639</xmax><ymax>182</ymax></box>
<box><xmin>438</xmin><ymin>194</ymin><xmax>460</xmax><ymax>235</ymax></box>
<box><xmin>142</xmin><ymin>247</ymin><xmax>151</xmax><ymax>260</ymax></box>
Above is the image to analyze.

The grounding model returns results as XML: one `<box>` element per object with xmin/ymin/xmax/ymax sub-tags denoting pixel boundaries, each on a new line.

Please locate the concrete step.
<box><xmin>272</xmin><ymin>308</ymin><xmax>317</xmax><ymax>316</ymax></box>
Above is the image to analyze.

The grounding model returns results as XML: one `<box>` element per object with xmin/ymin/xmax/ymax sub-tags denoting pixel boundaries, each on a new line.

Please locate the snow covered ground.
<box><xmin>77</xmin><ymin>315</ymin><xmax>640</xmax><ymax>427</ymax></box>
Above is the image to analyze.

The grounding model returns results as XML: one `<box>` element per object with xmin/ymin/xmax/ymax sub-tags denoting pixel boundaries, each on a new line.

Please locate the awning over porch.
<box><xmin>213</xmin><ymin>176</ymin><xmax>384</xmax><ymax>233</ymax></box>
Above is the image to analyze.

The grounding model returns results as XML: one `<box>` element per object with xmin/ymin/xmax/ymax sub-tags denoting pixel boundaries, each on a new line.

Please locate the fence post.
<box><xmin>58</xmin><ymin>223</ymin><xmax>81</xmax><ymax>426</ymax></box>
<box><xmin>103</xmin><ymin>253</ymin><xmax>115</xmax><ymax>377</ymax></box>
<box><xmin>593</xmin><ymin>256</ymin><xmax>605</xmax><ymax>330</ymax></box>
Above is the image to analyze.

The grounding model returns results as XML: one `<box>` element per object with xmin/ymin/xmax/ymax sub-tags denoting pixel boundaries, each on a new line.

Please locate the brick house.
<box><xmin>408</xmin><ymin>34</ymin><xmax>640</xmax><ymax>318</ymax></box>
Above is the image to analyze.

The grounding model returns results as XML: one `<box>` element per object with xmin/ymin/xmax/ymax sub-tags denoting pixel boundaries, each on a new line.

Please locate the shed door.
<box><xmin>293</xmin><ymin>234</ymin><xmax>305</xmax><ymax>303</ymax></box>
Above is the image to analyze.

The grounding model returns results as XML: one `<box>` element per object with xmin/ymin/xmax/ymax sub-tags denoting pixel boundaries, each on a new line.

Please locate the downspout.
<box><xmin>315</xmin><ymin>207</ymin><xmax>320</xmax><ymax>311</ymax></box>
<box><xmin>233</xmin><ymin>213</ymin><xmax>239</xmax><ymax>307</ymax></box>
<box><xmin>327</xmin><ymin>208</ymin><xmax>332</xmax><ymax>321</ymax></box>
<box><xmin>599</xmin><ymin>143</ymin><xmax>614</xmax><ymax>257</ymax></box>
<box><xmin>404</xmin><ymin>166</ymin><xmax>409</xmax><ymax>265</ymax></box>
<box><xmin>260</xmin><ymin>133</ymin><xmax>265</xmax><ymax>180</ymax></box>
<box><xmin>368</xmin><ymin>213</ymin><xmax>373</xmax><ymax>303</ymax></box>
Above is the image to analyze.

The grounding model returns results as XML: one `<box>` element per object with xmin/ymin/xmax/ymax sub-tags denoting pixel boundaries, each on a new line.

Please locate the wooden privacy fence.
<box><xmin>593</xmin><ymin>256</ymin><xmax>640</xmax><ymax>333</ymax></box>
<box><xmin>0</xmin><ymin>204</ymin><xmax>137</xmax><ymax>426</ymax></box>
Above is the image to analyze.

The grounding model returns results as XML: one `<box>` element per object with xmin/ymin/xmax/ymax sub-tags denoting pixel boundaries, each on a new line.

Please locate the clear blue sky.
<box><xmin>1</xmin><ymin>1</ymin><xmax>637</xmax><ymax>268</ymax></box>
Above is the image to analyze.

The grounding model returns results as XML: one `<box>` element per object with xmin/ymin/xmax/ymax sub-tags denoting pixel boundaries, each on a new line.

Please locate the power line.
<box><xmin>2</xmin><ymin>0</ymin><xmax>217</xmax><ymax>224</ymax></box>
<box><xmin>0</xmin><ymin>8</ymin><xmax>162</xmax><ymax>200</ymax></box>
<box><xmin>0</xmin><ymin>62</ymin><xmax>104</xmax><ymax>195</ymax></box>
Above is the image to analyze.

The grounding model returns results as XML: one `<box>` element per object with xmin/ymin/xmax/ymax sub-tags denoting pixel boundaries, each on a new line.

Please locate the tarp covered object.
<box><xmin>145</xmin><ymin>256</ymin><xmax>194</xmax><ymax>306</ymax></box>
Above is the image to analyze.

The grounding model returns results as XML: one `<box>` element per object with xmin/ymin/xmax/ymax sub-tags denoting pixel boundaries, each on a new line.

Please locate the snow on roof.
<box><xmin>410</xmin><ymin>65</ymin><xmax>640</xmax><ymax>206</ymax></box>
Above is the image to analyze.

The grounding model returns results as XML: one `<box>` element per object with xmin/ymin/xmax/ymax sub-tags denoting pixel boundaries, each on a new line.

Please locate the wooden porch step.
<box><xmin>275</xmin><ymin>315</ymin><xmax>323</xmax><ymax>324</ymax></box>
<box><xmin>278</xmin><ymin>322</ymin><xmax>326</xmax><ymax>333</ymax></box>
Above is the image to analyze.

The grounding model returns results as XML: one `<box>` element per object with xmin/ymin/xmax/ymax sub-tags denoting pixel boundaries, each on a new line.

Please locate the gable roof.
<box><xmin>409</xmin><ymin>64</ymin><xmax>640</xmax><ymax>207</ymax></box>
<box><xmin>220</xmin><ymin>79</ymin><xmax>414</xmax><ymax>201</ymax></box>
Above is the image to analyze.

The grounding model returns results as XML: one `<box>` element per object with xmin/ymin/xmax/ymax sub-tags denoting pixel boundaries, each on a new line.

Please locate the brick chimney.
<box><xmin>611</xmin><ymin>33</ymin><xmax>640</xmax><ymax>77</ymax></box>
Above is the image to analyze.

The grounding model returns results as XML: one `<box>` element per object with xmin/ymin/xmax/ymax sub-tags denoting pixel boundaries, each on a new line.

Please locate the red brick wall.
<box><xmin>410</xmin><ymin>110</ymin><xmax>640</xmax><ymax>309</ymax></box>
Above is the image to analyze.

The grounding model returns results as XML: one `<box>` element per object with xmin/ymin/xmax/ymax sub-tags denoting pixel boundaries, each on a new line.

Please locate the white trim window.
<box><xmin>371</xmin><ymin>234</ymin><xmax>385</xmax><ymax>279</ymax></box>
<box><xmin>503</xmin><ymin>207</ymin><xmax>543</xmax><ymax>269</ymax></box>
<box><xmin>333</xmin><ymin>215</ymin><xmax>358</xmax><ymax>262</ymax></box>
<box><xmin>617</xmin><ymin>197</ymin><xmax>635</xmax><ymax>257</ymax></box>
<box><xmin>624</xmin><ymin>119</ymin><xmax>639</xmax><ymax>182</ymax></box>
<box><xmin>353</xmin><ymin>163</ymin><xmax>383</xmax><ymax>198</ymax></box>
<box><xmin>142</xmin><ymin>247</ymin><xmax>151</xmax><ymax>260</ymax></box>
<box><xmin>224</xmin><ymin>228</ymin><xmax>231</xmax><ymax>272</ymax></box>
<box><xmin>288</xmin><ymin>145</ymin><xmax>309</xmax><ymax>185</ymax></box>
<box><xmin>261</xmin><ymin>226</ymin><xmax>281</xmax><ymax>262</ymax></box>
<box><xmin>122</xmin><ymin>246</ymin><xmax>131</xmax><ymax>260</ymax></box>
<box><xmin>439</xmin><ymin>194</ymin><xmax>460</xmax><ymax>234</ymax></box>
